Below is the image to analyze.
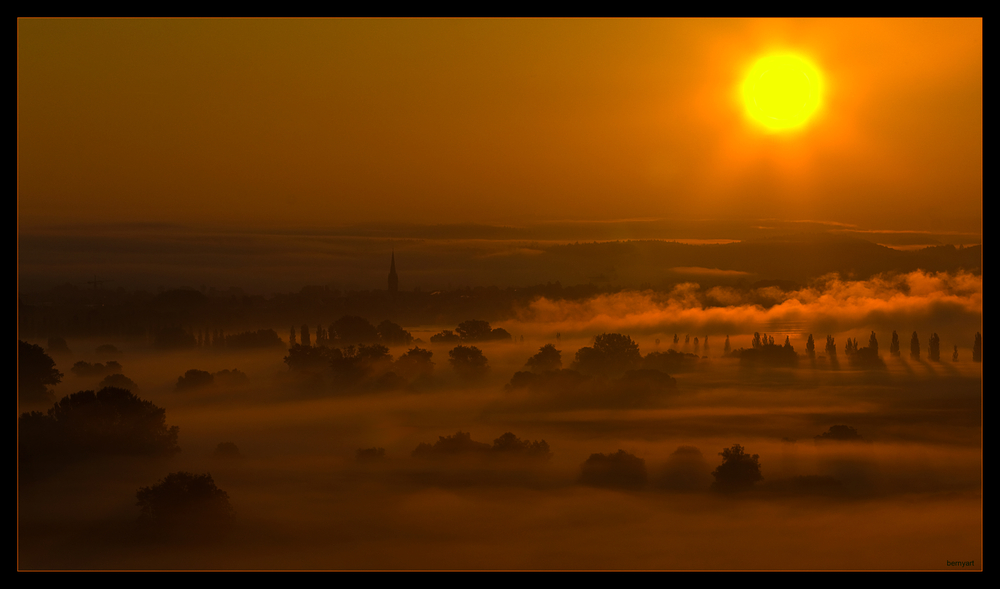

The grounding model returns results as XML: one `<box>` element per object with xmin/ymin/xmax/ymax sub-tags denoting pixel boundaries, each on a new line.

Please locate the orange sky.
<box><xmin>18</xmin><ymin>19</ymin><xmax>982</xmax><ymax>234</ymax></box>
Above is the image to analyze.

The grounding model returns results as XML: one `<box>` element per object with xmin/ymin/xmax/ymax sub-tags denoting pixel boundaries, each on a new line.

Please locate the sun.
<box><xmin>742</xmin><ymin>53</ymin><xmax>823</xmax><ymax>132</ymax></box>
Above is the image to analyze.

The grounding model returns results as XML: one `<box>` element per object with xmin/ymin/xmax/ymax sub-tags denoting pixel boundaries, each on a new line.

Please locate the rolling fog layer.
<box><xmin>19</xmin><ymin>290</ymin><xmax>982</xmax><ymax>570</ymax></box>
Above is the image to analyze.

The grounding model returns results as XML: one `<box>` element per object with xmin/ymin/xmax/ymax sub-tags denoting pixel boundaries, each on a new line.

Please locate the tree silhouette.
<box><xmin>711</xmin><ymin>444</ymin><xmax>762</xmax><ymax>492</ymax></box>
<box><xmin>928</xmin><ymin>333</ymin><xmax>940</xmax><ymax>362</ymax></box>
<box><xmin>455</xmin><ymin>319</ymin><xmax>512</xmax><ymax>342</ymax></box>
<box><xmin>448</xmin><ymin>345</ymin><xmax>489</xmax><ymax>381</ymax></box>
<box><xmin>19</xmin><ymin>387</ymin><xmax>180</xmax><ymax>474</ymax></box>
<box><xmin>456</xmin><ymin>320</ymin><xmax>493</xmax><ymax>341</ymax></box>
<box><xmin>18</xmin><ymin>340</ymin><xmax>63</xmax><ymax>405</ymax></box>
<box><xmin>525</xmin><ymin>344</ymin><xmax>562</xmax><ymax>372</ymax></box>
<box><xmin>395</xmin><ymin>346</ymin><xmax>435</xmax><ymax>378</ymax></box>
<box><xmin>96</xmin><ymin>343</ymin><xmax>122</xmax><ymax>357</ymax></box>
<box><xmin>571</xmin><ymin>333</ymin><xmax>642</xmax><ymax>378</ymax></box>
<box><xmin>868</xmin><ymin>332</ymin><xmax>878</xmax><ymax>355</ymax></box>
<box><xmin>284</xmin><ymin>344</ymin><xmax>331</xmax><ymax>373</ymax></box>
<box><xmin>910</xmin><ymin>332</ymin><xmax>920</xmax><ymax>360</ymax></box>
<box><xmin>825</xmin><ymin>335</ymin><xmax>836</xmax><ymax>358</ymax></box>
<box><xmin>377</xmin><ymin>320</ymin><xmax>413</xmax><ymax>346</ymax></box>
<box><xmin>430</xmin><ymin>329</ymin><xmax>461</xmax><ymax>343</ymax></box>
<box><xmin>98</xmin><ymin>373</ymin><xmax>139</xmax><ymax>393</ymax></box>
<box><xmin>175</xmin><ymin>369</ymin><xmax>214</xmax><ymax>391</ymax></box>
<box><xmin>135</xmin><ymin>472</ymin><xmax>234</xmax><ymax>542</ymax></box>
<box><xmin>890</xmin><ymin>330</ymin><xmax>900</xmax><ymax>356</ymax></box>
<box><xmin>579</xmin><ymin>450</ymin><xmax>647</xmax><ymax>489</ymax></box>
<box><xmin>739</xmin><ymin>333</ymin><xmax>797</xmax><ymax>367</ymax></box>
<box><xmin>331</xmin><ymin>315</ymin><xmax>380</xmax><ymax>344</ymax></box>
<box><xmin>412</xmin><ymin>431</ymin><xmax>491</xmax><ymax>457</ymax></box>
<box><xmin>214</xmin><ymin>442</ymin><xmax>242</xmax><ymax>459</ymax></box>
<box><xmin>806</xmin><ymin>334</ymin><xmax>815</xmax><ymax>360</ymax></box>
<box><xmin>814</xmin><ymin>425</ymin><xmax>863</xmax><ymax>442</ymax></box>
<box><xmin>974</xmin><ymin>332</ymin><xmax>982</xmax><ymax>362</ymax></box>
<box><xmin>642</xmin><ymin>349</ymin><xmax>698</xmax><ymax>373</ymax></box>
<box><xmin>490</xmin><ymin>432</ymin><xmax>552</xmax><ymax>459</ymax></box>
<box><xmin>328</xmin><ymin>344</ymin><xmax>392</xmax><ymax>385</ymax></box>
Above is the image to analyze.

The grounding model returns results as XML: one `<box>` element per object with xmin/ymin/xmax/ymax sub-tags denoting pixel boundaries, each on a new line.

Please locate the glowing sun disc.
<box><xmin>742</xmin><ymin>54</ymin><xmax>823</xmax><ymax>131</ymax></box>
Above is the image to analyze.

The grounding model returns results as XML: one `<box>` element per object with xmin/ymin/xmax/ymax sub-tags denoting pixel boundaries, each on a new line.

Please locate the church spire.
<box><xmin>388</xmin><ymin>250</ymin><xmax>398</xmax><ymax>295</ymax></box>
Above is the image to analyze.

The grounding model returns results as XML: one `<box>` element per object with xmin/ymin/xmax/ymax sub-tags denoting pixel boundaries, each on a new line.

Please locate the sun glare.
<box><xmin>742</xmin><ymin>53</ymin><xmax>823</xmax><ymax>132</ymax></box>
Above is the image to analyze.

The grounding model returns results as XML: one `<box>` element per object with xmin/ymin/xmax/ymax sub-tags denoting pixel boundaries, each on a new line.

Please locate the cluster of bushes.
<box><xmin>175</xmin><ymin>368</ymin><xmax>249</xmax><ymax>391</ymax></box>
<box><xmin>729</xmin><ymin>333</ymin><xmax>799</xmax><ymax>367</ymax></box>
<box><xmin>412</xmin><ymin>431</ymin><xmax>551</xmax><ymax>460</ymax></box>
<box><xmin>284</xmin><ymin>342</ymin><xmax>495</xmax><ymax>389</ymax></box>
<box><xmin>506</xmin><ymin>335</ymin><xmax>679</xmax><ymax>407</ymax></box>
<box><xmin>430</xmin><ymin>320</ymin><xmax>511</xmax><ymax>343</ymax></box>
<box><xmin>294</xmin><ymin>316</ymin><xmax>413</xmax><ymax>348</ymax></box>
<box><xmin>71</xmin><ymin>360</ymin><xmax>124</xmax><ymax>377</ymax></box>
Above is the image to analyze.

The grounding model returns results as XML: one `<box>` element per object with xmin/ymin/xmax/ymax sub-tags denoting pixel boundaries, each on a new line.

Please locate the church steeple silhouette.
<box><xmin>388</xmin><ymin>250</ymin><xmax>398</xmax><ymax>296</ymax></box>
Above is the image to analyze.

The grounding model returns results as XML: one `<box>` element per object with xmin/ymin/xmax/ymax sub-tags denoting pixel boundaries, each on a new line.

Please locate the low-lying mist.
<box><xmin>18</xmin><ymin>273</ymin><xmax>982</xmax><ymax>570</ymax></box>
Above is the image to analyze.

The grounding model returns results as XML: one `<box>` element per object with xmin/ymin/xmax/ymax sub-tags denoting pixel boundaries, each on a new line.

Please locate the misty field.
<box><xmin>18</xmin><ymin>333</ymin><xmax>981</xmax><ymax>570</ymax></box>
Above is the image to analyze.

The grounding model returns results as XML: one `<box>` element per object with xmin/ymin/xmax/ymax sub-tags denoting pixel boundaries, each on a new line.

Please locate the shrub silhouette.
<box><xmin>71</xmin><ymin>360</ymin><xmax>123</xmax><ymax>378</ymax></box>
<box><xmin>579</xmin><ymin>450</ymin><xmax>647</xmax><ymax>489</ymax></box>
<box><xmin>413</xmin><ymin>431</ymin><xmax>491</xmax><ymax>457</ymax></box>
<box><xmin>711</xmin><ymin>444</ymin><xmax>763</xmax><ymax>492</ymax></box>
<box><xmin>814</xmin><ymin>425</ymin><xmax>863</xmax><ymax>442</ymax></box>
<box><xmin>490</xmin><ymin>432</ymin><xmax>552</xmax><ymax>460</ymax></box>
<box><xmin>214</xmin><ymin>442</ymin><xmax>242</xmax><ymax>459</ymax></box>
<box><xmin>135</xmin><ymin>472</ymin><xmax>234</xmax><ymax>542</ymax></box>
<box><xmin>412</xmin><ymin>431</ymin><xmax>550</xmax><ymax>461</ymax></box>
